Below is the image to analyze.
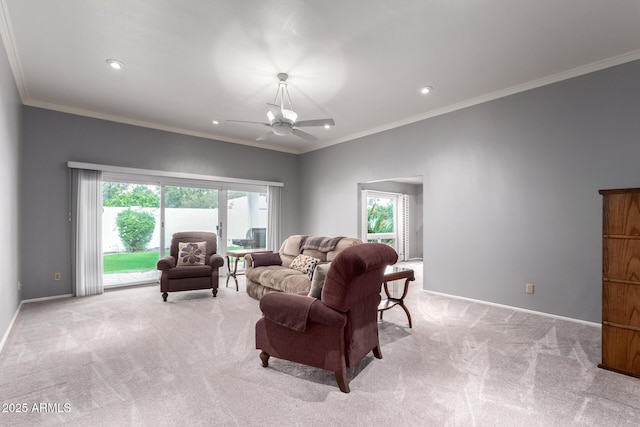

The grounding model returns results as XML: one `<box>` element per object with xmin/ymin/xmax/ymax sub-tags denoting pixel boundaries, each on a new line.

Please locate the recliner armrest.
<box><xmin>157</xmin><ymin>256</ymin><xmax>176</xmax><ymax>271</ymax></box>
<box><xmin>260</xmin><ymin>293</ymin><xmax>346</xmax><ymax>330</ymax></box>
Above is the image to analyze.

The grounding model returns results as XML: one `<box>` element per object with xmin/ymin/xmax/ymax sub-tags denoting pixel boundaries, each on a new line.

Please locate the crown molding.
<box><xmin>0</xmin><ymin>0</ymin><xmax>28</xmax><ymax>102</ymax></box>
<box><xmin>299</xmin><ymin>49</ymin><xmax>640</xmax><ymax>154</ymax></box>
<box><xmin>23</xmin><ymin>99</ymin><xmax>302</xmax><ymax>154</ymax></box>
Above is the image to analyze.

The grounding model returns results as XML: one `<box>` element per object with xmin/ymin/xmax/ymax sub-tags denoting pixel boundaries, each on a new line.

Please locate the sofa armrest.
<box><xmin>207</xmin><ymin>253</ymin><xmax>224</xmax><ymax>268</ymax></box>
<box><xmin>157</xmin><ymin>256</ymin><xmax>176</xmax><ymax>271</ymax></box>
<box><xmin>244</xmin><ymin>254</ymin><xmax>255</xmax><ymax>268</ymax></box>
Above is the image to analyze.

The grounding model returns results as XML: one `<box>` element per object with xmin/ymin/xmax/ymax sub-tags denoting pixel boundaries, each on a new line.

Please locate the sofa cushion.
<box><xmin>177</xmin><ymin>242</ymin><xmax>206</xmax><ymax>266</ymax></box>
<box><xmin>289</xmin><ymin>254</ymin><xmax>321</xmax><ymax>275</ymax></box>
<box><xmin>281</xmin><ymin>235</ymin><xmax>308</xmax><ymax>258</ymax></box>
<box><xmin>252</xmin><ymin>252</ymin><xmax>282</xmax><ymax>267</ymax></box>
<box><xmin>308</xmin><ymin>263</ymin><xmax>331</xmax><ymax>299</ymax></box>
<box><xmin>326</xmin><ymin>237</ymin><xmax>363</xmax><ymax>261</ymax></box>
<box><xmin>301</xmin><ymin>249</ymin><xmax>327</xmax><ymax>261</ymax></box>
<box><xmin>247</xmin><ymin>265</ymin><xmax>311</xmax><ymax>294</ymax></box>
<box><xmin>168</xmin><ymin>265</ymin><xmax>212</xmax><ymax>279</ymax></box>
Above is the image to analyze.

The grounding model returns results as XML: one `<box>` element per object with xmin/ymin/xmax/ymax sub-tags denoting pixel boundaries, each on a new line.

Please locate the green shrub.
<box><xmin>116</xmin><ymin>209</ymin><xmax>155</xmax><ymax>252</ymax></box>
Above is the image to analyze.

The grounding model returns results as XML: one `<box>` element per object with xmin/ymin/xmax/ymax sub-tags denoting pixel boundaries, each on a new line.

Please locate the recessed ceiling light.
<box><xmin>324</xmin><ymin>124</ymin><xmax>331</xmax><ymax>129</ymax></box>
<box><xmin>106</xmin><ymin>59</ymin><xmax>124</xmax><ymax>70</ymax></box>
<box><xmin>212</xmin><ymin>120</ymin><xmax>220</xmax><ymax>125</ymax></box>
<box><xmin>419</xmin><ymin>86</ymin><xmax>433</xmax><ymax>95</ymax></box>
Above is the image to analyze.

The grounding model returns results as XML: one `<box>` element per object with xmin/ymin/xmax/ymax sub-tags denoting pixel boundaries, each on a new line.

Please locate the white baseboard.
<box><xmin>0</xmin><ymin>301</ymin><xmax>23</xmax><ymax>354</ymax></box>
<box><xmin>0</xmin><ymin>294</ymin><xmax>73</xmax><ymax>354</ymax></box>
<box><xmin>423</xmin><ymin>290</ymin><xmax>601</xmax><ymax>328</ymax></box>
<box><xmin>21</xmin><ymin>294</ymin><xmax>74</xmax><ymax>304</ymax></box>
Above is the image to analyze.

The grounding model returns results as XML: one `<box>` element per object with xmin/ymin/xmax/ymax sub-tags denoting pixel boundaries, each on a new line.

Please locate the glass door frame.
<box><xmin>103</xmin><ymin>171</ymin><xmax>268</xmax><ymax>280</ymax></box>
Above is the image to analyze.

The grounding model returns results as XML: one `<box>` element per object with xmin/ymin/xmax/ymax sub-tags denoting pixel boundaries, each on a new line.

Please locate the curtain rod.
<box><xmin>67</xmin><ymin>161</ymin><xmax>284</xmax><ymax>187</ymax></box>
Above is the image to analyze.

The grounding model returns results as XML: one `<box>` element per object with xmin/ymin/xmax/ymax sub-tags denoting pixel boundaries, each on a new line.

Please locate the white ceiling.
<box><xmin>2</xmin><ymin>1</ymin><xmax>640</xmax><ymax>154</ymax></box>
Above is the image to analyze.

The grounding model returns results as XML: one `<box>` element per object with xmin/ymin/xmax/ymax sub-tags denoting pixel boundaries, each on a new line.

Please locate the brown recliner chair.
<box><xmin>157</xmin><ymin>231</ymin><xmax>224</xmax><ymax>301</ymax></box>
<box><xmin>255</xmin><ymin>243</ymin><xmax>398</xmax><ymax>393</ymax></box>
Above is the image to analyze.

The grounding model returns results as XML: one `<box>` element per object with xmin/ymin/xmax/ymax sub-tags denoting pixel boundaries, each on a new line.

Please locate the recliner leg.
<box><xmin>260</xmin><ymin>351</ymin><xmax>270</xmax><ymax>367</ymax></box>
<box><xmin>162</xmin><ymin>292</ymin><xmax>168</xmax><ymax>302</ymax></box>
<box><xmin>335</xmin><ymin>371</ymin><xmax>350</xmax><ymax>393</ymax></box>
<box><xmin>373</xmin><ymin>345</ymin><xmax>383</xmax><ymax>359</ymax></box>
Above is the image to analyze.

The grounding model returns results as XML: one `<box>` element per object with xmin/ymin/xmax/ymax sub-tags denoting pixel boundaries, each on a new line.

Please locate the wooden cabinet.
<box><xmin>599</xmin><ymin>188</ymin><xmax>640</xmax><ymax>377</ymax></box>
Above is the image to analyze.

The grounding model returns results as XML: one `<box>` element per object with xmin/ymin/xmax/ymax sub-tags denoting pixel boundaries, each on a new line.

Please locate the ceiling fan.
<box><xmin>228</xmin><ymin>73</ymin><xmax>335</xmax><ymax>142</ymax></box>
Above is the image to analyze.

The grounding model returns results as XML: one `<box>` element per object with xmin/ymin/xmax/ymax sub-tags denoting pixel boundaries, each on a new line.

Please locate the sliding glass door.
<box><xmin>163</xmin><ymin>186</ymin><xmax>219</xmax><ymax>255</ymax></box>
<box><xmin>101</xmin><ymin>175</ymin><xmax>270</xmax><ymax>287</ymax></box>
<box><xmin>227</xmin><ymin>190</ymin><xmax>268</xmax><ymax>251</ymax></box>
<box><xmin>102</xmin><ymin>181</ymin><xmax>161</xmax><ymax>287</ymax></box>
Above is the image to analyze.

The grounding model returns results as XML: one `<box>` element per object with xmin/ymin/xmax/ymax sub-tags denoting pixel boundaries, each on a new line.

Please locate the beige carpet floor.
<box><xmin>1</xmin><ymin>268</ymin><xmax>639</xmax><ymax>426</ymax></box>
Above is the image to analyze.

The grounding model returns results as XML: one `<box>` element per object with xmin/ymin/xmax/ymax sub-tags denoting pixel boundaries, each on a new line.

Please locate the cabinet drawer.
<box><xmin>603</xmin><ymin>239</ymin><xmax>640</xmax><ymax>282</ymax></box>
<box><xmin>602</xmin><ymin>281</ymin><xmax>640</xmax><ymax>327</ymax></box>
<box><xmin>601</xmin><ymin>324</ymin><xmax>640</xmax><ymax>376</ymax></box>
<box><xmin>604</xmin><ymin>193</ymin><xmax>640</xmax><ymax>236</ymax></box>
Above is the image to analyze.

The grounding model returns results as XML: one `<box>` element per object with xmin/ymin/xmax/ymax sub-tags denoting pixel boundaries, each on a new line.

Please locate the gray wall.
<box><xmin>12</xmin><ymin>57</ymin><xmax>640</xmax><ymax>324</ymax></box>
<box><xmin>20</xmin><ymin>107</ymin><xmax>300</xmax><ymax>300</ymax></box>
<box><xmin>300</xmin><ymin>60</ymin><xmax>640</xmax><ymax>323</ymax></box>
<box><xmin>0</xmin><ymin>37</ymin><xmax>21</xmax><ymax>342</ymax></box>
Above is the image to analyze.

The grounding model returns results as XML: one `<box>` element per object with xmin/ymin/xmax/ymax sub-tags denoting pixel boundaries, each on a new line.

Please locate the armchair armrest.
<box><xmin>207</xmin><ymin>253</ymin><xmax>224</xmax><ymax>268</ymax></box>
<box><xmin>157</xmin><ymin>256</ymin><xmax>176</xmax><ymax>271</ymax></box>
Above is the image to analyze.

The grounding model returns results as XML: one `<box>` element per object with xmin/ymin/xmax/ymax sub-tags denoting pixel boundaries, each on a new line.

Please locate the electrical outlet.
<box><xmin>54</xmin><ymin>272</ymin><xmax>61</xmax><ymax>281</ymax></box>
<box><xmin>526</xmin><ymin>283</ymin><xmax>534</xmax><ymax>294</ymax></box>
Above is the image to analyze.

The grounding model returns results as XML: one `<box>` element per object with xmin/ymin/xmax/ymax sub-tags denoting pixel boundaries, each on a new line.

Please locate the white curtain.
<box><xmin>266</xmin><ymin>186</ymin><xmax>282</xmax><ymax>251</ymax></box>
<box><xmin>72</xmin><ymin>169</ymin><xmax>104</xmax><ymax>296</ymax></box>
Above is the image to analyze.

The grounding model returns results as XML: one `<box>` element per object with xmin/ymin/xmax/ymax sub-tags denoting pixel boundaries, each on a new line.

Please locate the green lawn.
<box><xmin>103</xmin><ymin>251</ymin><xmax>160</xmax><ymax>274</ymax></box>
<box><xmin>104</xmin><ymin>246</ymin><xmax>246</xmax><ymax>274</ymax></box>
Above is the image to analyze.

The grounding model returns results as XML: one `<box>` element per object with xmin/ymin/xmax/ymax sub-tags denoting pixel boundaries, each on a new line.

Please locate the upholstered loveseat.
<box><xmin>244</xmin><ymin>235</ymin><xmax>362</xmax><ymax>300</ymax></box>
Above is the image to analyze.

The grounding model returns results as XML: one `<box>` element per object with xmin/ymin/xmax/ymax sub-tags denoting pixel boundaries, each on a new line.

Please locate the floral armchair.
<box><xmin>156</xmin><ymin>231</ymin><xmax>224</xmax><ymax>301</ymax></box>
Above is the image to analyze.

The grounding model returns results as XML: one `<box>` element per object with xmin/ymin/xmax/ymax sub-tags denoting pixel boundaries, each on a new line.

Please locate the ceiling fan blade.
<box><xmin>295</xmin><ymin>118</ymin><xmax>335</xmax><ymax>127</ymax></box>
<box><xmin>292</xmin><ymin>128</ymin><xmax>317</xmax><ymax>141</ymax></box>
<box><xmin>256</xmin><ymin>129</ymin><xmax>274</xmax><ymax>141</ymax></box>
<box><xmin>226</xmin><ymin>120</ymin><xmax>271</xmax><ymax>126</ymax></box>
<box><xmin>266</xmin><ymin>103</ymin><xmax>283</xmax><ymax>121</ymax></box>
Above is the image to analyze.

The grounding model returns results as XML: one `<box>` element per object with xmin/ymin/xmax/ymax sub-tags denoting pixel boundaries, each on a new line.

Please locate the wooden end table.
<box><xmin>225</xmin><ymin>249</ymin><xmax>272</xmax><ymax>291</ymax></box>
<box><xmin>378</xmin><ymin>266</ymin><xmax>416</xmax><ymax>328</ymax></box>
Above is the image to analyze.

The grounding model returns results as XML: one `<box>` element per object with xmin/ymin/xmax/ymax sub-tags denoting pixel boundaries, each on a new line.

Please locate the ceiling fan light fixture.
<box><xmin>106</xmin><ymin>59</ymin><xmax>124</xmax><ymax>70</ymax></box>
<box><xmin>272</xmin><ymin>123</ymin><xmax>293</xmax><ymax>136</ymax></box>
<box><xmin>282</xmin><ymin>109</ymin><xmax>297</xmax><ymax>123</ymax></box>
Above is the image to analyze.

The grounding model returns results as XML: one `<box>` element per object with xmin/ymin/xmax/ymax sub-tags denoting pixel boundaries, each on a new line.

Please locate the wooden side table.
<box><xmin>378</xmin><ymin>266</ymin><xmax>415</xmax><ymax>328</ymax></box>
<box><xmin>225</xmin><ymin>249</ymin><xmax>272</xmax><ymax>291</ymax></box>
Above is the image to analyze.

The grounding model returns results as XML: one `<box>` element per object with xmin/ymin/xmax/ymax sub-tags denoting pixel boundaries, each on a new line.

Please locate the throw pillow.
<box><xmin>177</xmin><ymin>241</ymin><xmax>206</xmax><ymax>266</ymax></box>
<box><xmin>308</xmin><ymin>263</ymin><xmax>331</xmax><ymax>299</ymax></box>
<box><xmin>289</xmin><ymin>254</ymin><xmax>321</xmax><ymax>275</ymax></box>
<box><xmin>251</xmin><ymin>252</ymin><xmax>282</xmax><ymax>267</ymax></box>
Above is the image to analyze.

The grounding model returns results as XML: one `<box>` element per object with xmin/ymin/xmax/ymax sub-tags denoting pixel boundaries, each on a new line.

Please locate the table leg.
<box><xmin>378</xmin><ymin>276</ymin><xmax>414</xmax><ymax>328</ymax></box>
<box><xmin>225</xmin><ymin>255</ymin><xmax>240</xmax><ymax>291</ymax></box>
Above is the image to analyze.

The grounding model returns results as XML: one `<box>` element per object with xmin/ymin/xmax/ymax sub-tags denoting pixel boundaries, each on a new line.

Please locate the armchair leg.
<box><xmin>373</xmin><ymin>345</ymin><xmax>383</xmax><ymax>359</ymax></box>
<box><xmin>335</xmin><ymin>370</ymin><xmax>350</xmax><ymax>393</ymax></box>
<box><xmin>260</xmin><ymin>351</ymin><xmax>270</xmax><ymax>367</ymax></box>
<box><xmin>162</xmin><ymin>292</ymin><xmax>168</xmax><ymax>302</ymax></box>
<box><xmin>212</xmin><ymin>288</ymin><xmax>218</xmax><ymax>297</ymax></box>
